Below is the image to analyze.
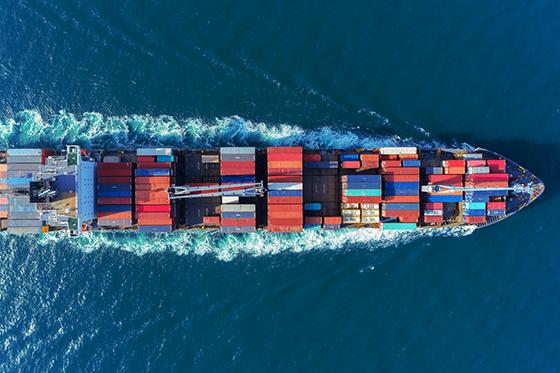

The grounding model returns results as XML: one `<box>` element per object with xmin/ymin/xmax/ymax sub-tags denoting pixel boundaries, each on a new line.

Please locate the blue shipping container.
<box><xmin>304</xmin><ymin>161</ymin><xmax>338</xmax><ymax>169</ymax></box>
<box><xmin>97</xmin><ymin>184</ymin><xmax>132</xmax><ymax>192</ymax></box>
<box><xmin>97</xmin><ymin>190</ymin><xmax>132</xmax><ymax>198</ymax></box>
<box><xmin>383</xmin><ymin>182</ymin><xmax>420</xmax><ymax>189</ymax></box>
<box><xmin>340</xmin><ymin>154</ymin><xmax>359</xmax><ymax>161</ymax></box>
<box><xmin>346</xmin><ymin>175</ymin><xmax>382</xmax><ymax>182</ymax></box>
<box><xmin>464</xmin><ymin>209</ymin><xmax>486</xmax><ymax>216</ymax></box>
<box><xmin>221</xmin><ymin>212</ymin><xmax>256</xmax><ymax>219</ymax></box>
<box><xmin>346</xmin><ymin>182</ymin><xmax>382</xmax><ymax>190</ymax></box>
<box><xmin>96</xmin><ymin>205</ymin><xmax>132</xmax><ymax>213</ymax></box>
<box><xmin>156</xmin><ymin>155</ymin><xmax>175</xmax><ymax>162</ymax></box>
<box><xmin>402</xmin><ymin>160</ymin><xmax>421</xmax><ymax>167</ymax></box>
<box><xmin>221</xmin><ymin>175</ymin><xmax>256</xmax><ymax>183</ymax></box>
<box><xmin>304</xmin><ymin>203</ymin><xmax>321</xmax><ymax>211</ymax></box>
<box><xmin>383</xmin><ymin>188</ymin><xmax>419</xmax><ymax>196</ymax></box>
<box><xmin>135</xmin><ymin>169</ymin><xmax>171</xmax><ymax>176</ymax></box>
<box><xmin>383</xmin><ymin>203</ymin><xmax>420</xmax><ymax>211</ymax></box>
<box><xmin>487</xmin><ymin>209</ymin><xmax>506</xmax><ymax>216</ymax></box>
<box><xmin>7</xmin><ymin>177</ymin><xmax>32</xmax><ymax>185</ymax></box>
<box><xmin>268</xmin><ymin>190</ymin><xmax>303</xmax><ymax>197</ymax></box>
<box><xmin>424</xmin><ymin>195</ymin><xmax>463</xmax><ymax>202</ymax></box>
<box><xmin>138</xmin><ymin>225</ymin><xmax>174</xmax><ymax>233</ymax></box>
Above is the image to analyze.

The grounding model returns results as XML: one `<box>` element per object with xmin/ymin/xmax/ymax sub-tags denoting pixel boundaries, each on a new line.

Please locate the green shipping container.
<box><xmin>345</xmin><ymin>189</ymin><xmax>382</xmax><ymax>197</ymax></box>
<box><xmin>381</xmin><ymin>222</ymin><xmax>417</xmax><ymax>230</ymax></box>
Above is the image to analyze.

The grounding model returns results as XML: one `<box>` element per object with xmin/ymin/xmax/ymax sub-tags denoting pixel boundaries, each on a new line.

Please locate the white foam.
<box><xmin>0</xmin><ymin>110</ymin><xmax>472</xmax><ymax>260</ymax></box>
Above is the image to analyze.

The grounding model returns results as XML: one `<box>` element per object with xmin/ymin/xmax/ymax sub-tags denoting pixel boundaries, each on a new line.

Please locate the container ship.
<box><xmin>0</xmin><ymin>146</ymin><xmax>544</xmax><ymax>236</ymax></box>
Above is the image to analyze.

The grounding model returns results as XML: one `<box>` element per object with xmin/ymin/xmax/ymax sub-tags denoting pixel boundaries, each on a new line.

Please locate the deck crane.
<box><xmin>168</xmin><ymin>181</ymin><xmax>266</xmax><ymax>200</ymax></box>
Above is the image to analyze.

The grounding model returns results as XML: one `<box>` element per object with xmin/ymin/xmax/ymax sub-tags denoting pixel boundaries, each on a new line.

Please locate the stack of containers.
<box><xmin>341</xmin><ymin>204</ymin><xmax>361</xmax><ymax>224</ymax></box>
<box><xmin>360</xmin><ymin>203</ymin><xmax>380</xmax><ymax>224</ymax></box>
<box><xmin>464</xmin><ymin>160</ymin><xmax>508</xmax><ymax>202</ymax></box>
<box><xmin>0</xmin><ymin>163</ymin><xmax>7</xmax><ymax>219</ymax></box>
<box><xmin>422</xmin><ymin>202</ymin><xmax>443</xmax><ymax>224</ymax></box>
<box><xmin>220</xmin><ymin>204</ymin><xmax>256</xmax><ymax>232</ymax></box>
<box><xmin>304</xmin><ymin>216</ymin><xmax>322</xmax><ymax>229</ymax></box>
<box><xmin>466</xmin><ymin>160</ymin><xmax>489</xmax><ymax>174</ymax></box>
<box><xmin>360</xmin><ymin>153</ymin><xmax>379</xmax><ymax>170</ymax></box>
<box><xmin>424</xmin><ymin>175</ymin><xmax>464</xmax><ymax>202</ymax></box>
<box><xmin>220</xmin><ymin>147</ymin><xmax>256</xmax><ymax>196</ymax></box>
<box><xmin>135</xmin><ymin>149</ymin><xmax>175</xmax><ymax>233</ymax></box>
<box><xmin>442</xmin><ymin>160</ymin><xmax>466</xmax><ymax>175</ymax></box>
<box><xmin>267</xmin><ymin>147</ymin><xmax>303</xmax><ymax>232</ymax></box>
<box><xmin>341</xmin><ymin>175</ymin><xmax>382</xmax><ymax>204</ymax></box>
<box><xmin>323</xmin><ymin>216</ymin><xmax>342</xmax><ymax>230</ymax></box>
<box><xmin>381</xmin><ymin>203</ymin><xmax>420</xmax><ymax>223</ymax></box>
<box><xmin>340</xmin><ymin>154</ymin><xmax>361</xmax><ymax>169</ymax></box>
<box><xmin>487</xmin><ymin>201</ymin><xmax>506</xmax><ymax>216</ymax></box>
<box><xmin>462</xmin><ymin>202</ymin><xmax>487</xmax><ymax>224</ymax></box>
<box><xmin>96</xmin><ymin>158</ymin><xmax>133</xmax><ymax>227</ymax></box>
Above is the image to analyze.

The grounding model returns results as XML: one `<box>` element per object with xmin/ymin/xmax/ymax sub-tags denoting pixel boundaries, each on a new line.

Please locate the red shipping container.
<box><xmin>136</xmin><ymin>162</ymin><xmax>173</xmax><ymax>169</ymax></box>
<box><xmin>136</xmin><ymin>212</ymin><xmax>172</xmax><ymax>220</ymax></box>
<box><xmin>383</xmin><ymin>174</ymin><xmax>420</xmax><ymax>182</ymax></box>
<box><xmin>135</xmin><ymin>176</ymin><xmax>172</xmax><ymax>184</ymax></box>
<box><xmin>267</xmin><ymin>147</ymin><xmax>302</xmax><ymax>154</ymax></box>
<box><xmin>342</xmin><ymin>196</ymin><xmax>382</xmax><ymax>203</ymax></box>
<box><xmin>382</xmin><ymin>195</ymin><xmax>420</xmax><ymax>203</ymax></box>
<box><xmin>381</xmin><ymin>154</ymin><xmax>399</xmax><ymax>160</ymax></box>
<box><xmin>360</xmin><ymin>154</ymin><xmax>380</xmax><ymax>162</ymax></box>
<box><xmin>267</xmin><ymin>217</ymin><xmax>303</xmax><ymax>225</ymax></box>
<box><xmin>361</xmin><ymin>161</ymin><xmax>379</xmax><ymax>170</ymax></box>
<box><xmin>424</xmin><ymin>202</ymin><xmax>444</xmax><ymax>210</ymax></box>
<box><xmin>467</xmin><ymin>160</ymin><xmax>486</xmax><ymax>167</ymax></box>
<box><xmin>303</xmin><ymin>154</ymin><xmax>321</xmax><ymax>162</ymax></box>
<box><xmin>268</xmin><ymin>196</ymin><xmax>303</xmax><ymax>204</ymax></box>
<box><xmin>138</xmin><ymin>217</ymin><xmax>174</xmax><ymax>226</ymax></box>
<box><xmin>136</xmin><ymin>191</ymin><xmax>168</xmax><ymax>199</ymax></box>
<box><xmin>0</xmin><ymin>197</ymin><xmax>8</xmax><ymax>204</ymax></box>
<box><xmin>486</xmin><ymin>160</ymin><xmax>506</xmax><ymax>172</ymax></box>
<box><xmin>466</xmin><ymin>216</ymin><xmax>486</xmax><ymax>224</ymax></box>
<box><xmin>423</xmin><ymin>215</ymin><xmax>444</xmax><ymax>223</ymax></box>
<box><xmin>97</xmin><ymin>177</ymin><xmax>133</xmax><ymax>184</ymax></box>
<box><xmin>268</xmin><ymin>211</ymin><xmax>302</xmax><ymax>219</ymax></box>
<box><xmin>220</xmin><ymin>161</ymin><xmax>255</xmax><ymax>168</ymax></box>
<box><xmin>220</xmin><ymin>168</ymin><xmax>256</xmax><ymax>176</ymax></box>
<box><xmin>221</xmin><ymin>218</ymin><xmax>256</xmax><ymax>226</ymax></box>
<box><xmin>399</xmin><ymin>216</ymin><xmax>419</xmax><ymax>223</ymax></box>
<box><xmin>136</xmin><ymin>205</ymin><xmax>171</xmax><ymax>212</ymax></box>
<box><xmin>98</xmin><ymin>162</ymin><xmax>132</xmax><ymax>169</ymax></box>
<box><xmin>444</xmin><ymin>167</ymin><xmax>466</xmax><ymax>175</ymax></box>
<box><xmin>487</xmin><ymin>201</ymin><xmax>506</xmax><ymax>210</ymax></box>
<box><xmin>427</xmin><ymin>175</ymin><xmax>464</xmax><ymax>184</ymax></box>
<box><xmin>268</xmin><ymin>204</ymin><xmax>303</xmax><ymax>212</ymax></box>
<box><xmin>267</xmin><ymin>175</ymin><xmax>303</xmax><ymax>182</ymax></box>
<box><xmin>305</xmin><ymin>216</ymin><xmax>323</xmax><ymax>225</ymax></box>
<box><xmin>382</xmin><ymin>210</ymin><xmax>419</xmax><ymax>218</ymax></box>
<box><xmin>203</xmin><ymin>216</ymin><xmax>220</xmax><ymax>225</ymax></box>
<box><xmin>267</xmin><ymin>168</ymin><xmax>303</xmax><ymax>176</ymax></box>
<box><xmin>267</xmin><ymin>153</ymin><xmax>302</xmax><ymax>161</ymax></box>
<box><xmin>341</xmin><ymin>161</ymin><xmax>361</xmax><ymax>169</ymax></box>
<box><xmin>382</xmin><ymin>160</ymin><xmax>401</xmax><ymax>167</ymax></box>
<box><xmin>323</xmin><ymin>216</ymin><xmax>342</xmax><ymax>225</ymax></box>
<box><xmin>136</xmin><ymin>183</ymin><xmax>170</xmax><ymax>191</ymax></box>
<box><xmin>399</xmin><ymin>154</ymin><xmax>419</xmax><ymax>160</ymax></box>
<box><xmin>381</xmin><ymin>167</ymin><xmax>420</xmax><ymax>175</ymax></box>
<box><xmin>97</xmin><ymin>211</ymin><xmax>133</xmax><ymax>219</ymax></box>
<box><xmin>97</xmin><ymin>168</ymin><xmax>132</xmax><ymax>177</ymax></box>
<box><xmin>267</xmin><ymin>225</ymin><xmax>304</xmax><ymax>232</ymax></box>
<box><xmin>442</xmin><ymin>160</ymin><xmax>466</xmax><ymax>167</ymax></box>
<box><xmin>267</xmin><ymin>161</ymin><xmax>302</xmax><ymax>169</ymax></box>
<box><xmin>465</xmin><ymin>173</ymin><xmax>508</xmax><ymax>182</ymax></box>
<box><xmin>137</xmin><ymin>156</ymin><xmax>155</xmax><ymax>162</ymax></box>
<box><xmin>97</xmin><ymin>197</ymin><xmax>132</xmax><ymax>205</ymax></box>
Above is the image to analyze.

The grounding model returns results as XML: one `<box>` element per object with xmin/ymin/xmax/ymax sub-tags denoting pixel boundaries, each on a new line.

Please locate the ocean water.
<box><xmin>0</xmin><ymin>0</ymin><xmax>559</xmax><ymax>371</ymax></box>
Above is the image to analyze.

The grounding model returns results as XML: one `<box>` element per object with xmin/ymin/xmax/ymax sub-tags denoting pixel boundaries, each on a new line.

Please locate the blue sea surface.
<box><xmin>1</xmin><ymin>0</ymin><xmax>559</xmax><ymax>371</ymax></box>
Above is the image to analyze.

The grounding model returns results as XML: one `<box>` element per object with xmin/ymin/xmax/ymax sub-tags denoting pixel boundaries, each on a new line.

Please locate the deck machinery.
<box><xmin>0</xmin><ymin>146</ymin><xmax>544</xmax><ymax>236</ymax></box>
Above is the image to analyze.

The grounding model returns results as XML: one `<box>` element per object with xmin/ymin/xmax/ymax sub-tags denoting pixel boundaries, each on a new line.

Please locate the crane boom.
<box><xmin>168</xmin><ymin>182</ymin><xmax>265</xmax><ymax>200</ymax></box>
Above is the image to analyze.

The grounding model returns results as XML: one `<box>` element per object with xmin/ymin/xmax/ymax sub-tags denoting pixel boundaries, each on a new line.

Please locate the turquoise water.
<box><xmin>1</xmin><ymin>0</ymin><xmax>559</xmax><ymax>371</ymax></box>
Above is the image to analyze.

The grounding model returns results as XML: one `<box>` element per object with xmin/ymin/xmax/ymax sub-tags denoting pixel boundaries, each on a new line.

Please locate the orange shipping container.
<box><xmin>135</xmin><ymin>183</ymin><xmax>170</xmax><ymax>191</ymax></box>
<box><xmin>135</xmin><ymin>176</ymin><xmax>172</xmax><ymax>184</ymax></box>
<box><xmin>399</xmin><ymin>154</ymin><xmax>419</xmax><ymax>160</ymax></box>
<box><xmin>381</xmin><ymin>167</ymin><xmax>420</xmax><ymax>175</ymax></box>
<box><xmin>267</xmin><ymin>147</ymin><xmax>303</xmax><ymax>154</ymax></box>
<box><xmin>135</xmin><ymin>198</ymin><xmax>170</xmax><ymax>205</ymax></box>
<box><xmin>382</xmin><ymin>160</ymin><xmax>401</xmax><ymax>167</ymax></box>
<box><xmin>360</xmin><ymin>154</ymin><xmax>380</xmax><ymax>162</ymax></box>
<box><xmin>203</xmin><ymin>216</ymin><xmax>220</xmax><ymax>225</ymax></box>
<box><xmin>444</xmin><ymin>167</ymin><xmax>466</xmax><ymax>175</ymax></box>
<box><xmin>267</xmin><ymin>204</ymin><xmax>303</xmax><ymax>212</ymax></box>
<box><xmin>0</xmin><ymin>184</ymin><xmax>8</xmax><ymax>190</ymax></box>
<box><xmin>136</xmin><ymin>212</ymin><xmax>172</xmax><ymax>220</ymax></box>
<box><xmin>0</xmin><ymin>164</ymin><xmax>7</xmax><ymax>171</ymax></box>
<box><xmin>323</xmin><ymin>216</ymin><xmax>342</xmax><ymax>225</ymax></box>
<box><xmin>266</xmin><ymin>168</ymin><xmax>303</xmax><ymax>176</ymax></box>
<box><xmin>267</xmin><ymin>225</ymin><xmax>303</xmax><ymax>232</ymax></box>
<box><xmin>138</xmin><ymin>217</ymin><xmax>174</xmax><ymax>226</ymax></box>
<box><xmin>268</xmin><ymin>211</ymin><xmax>302</xmax><ymax>219</ymax></box>
<box><xmin>0</xmin><ymin>211</ymin><xmax>8</xmax><ymax>218</ymax></box>
<box><xmin>267</xmin><ymin>160</ymin><xmax>303</xmax><ymax>169</ymax></box>
<box><xmin>136</xmin><ymin>191</ymin><xmax>169</xmax><ymax>199</ymax></box>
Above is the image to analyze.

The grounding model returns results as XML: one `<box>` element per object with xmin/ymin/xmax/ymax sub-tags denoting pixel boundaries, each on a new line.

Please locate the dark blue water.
<box><xmin>1</xmin><ymin>0</ymin><xmax>559</xmax><ymax>371</ymax></box>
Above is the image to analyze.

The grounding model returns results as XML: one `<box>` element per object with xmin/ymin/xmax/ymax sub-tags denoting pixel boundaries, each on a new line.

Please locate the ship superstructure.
<box><xmin>0</xmin><ymin>146</ymin><xmax>544</xmax><ymax>235</ymax></box>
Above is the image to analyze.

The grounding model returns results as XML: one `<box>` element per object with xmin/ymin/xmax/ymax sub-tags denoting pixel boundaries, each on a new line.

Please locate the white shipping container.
<box><xmin>343</xmin><ymin>216</ymin><xmax>360</xmax><ymax>224</ymax></box>
<box><xmin>424</xmin><ymin>210</ymin><xmax>443</xmax><ymax>216</ymax></box>
<box><xmin>137</xmin><ymin>148</ymin><xmax>173</xmax><ymax>156</ymax></box>
<box><xmin>342</xmin><ymin>209</ymin><xmax>361</xmax><ymax>217</ymax></box>
<box><xmin>7</xmin><ymin>149</ymin><xmax>42</xmax><ymax>156</ymax></box>
<box><xmin>221</xmin><ymin>196</ymin><xmax>240</xmax><ymax>204</ymax></box>
<box><xmin>220</xmin><ymin>147</ymin><xmax>255</xmax><ymax>155</ymax></box>
<box><xmin>102</xmin><ymin>156</ymin><xmax>121</xmax><ymax>163</ymax></box>
<box><xmin>361</xmin><ymin>209</ymin><xmax>380</xmax><ymax>217</ymax></box>
<box><xmin>360</xmin><ymin>203</ymin><xmax>379</xmax><ymax>209</ymax></box>
<box><xmin>379</xmin><ymin>147</ymin><xmax>417</xmax><ymax>155</ymax></box>
<box><xmin>462</xmin><ymin>153</ymin><xmax>484</xmax><ymax>159</ymax></box>
<box><xmin>341</xmin><ymin>203</ymin><xmax>360</xmax><ymax>209</ymax></box>
<box><xmin>201</xmin><ymin>155</ymin><xmax>220</xmax><ymax>163</ymax></box>
<box><xmin>267</xmin><ymin>182</ymin><xmax>303</xmax><ymax>190</ymax></box>
<box><xmin>467</xmin><ymin>167</ymin><xmax>490</xmax><ymax>174</ymax></box>
<box><xmin>361</xmin><ymin>216</ymin><xmax>380</xmax><ymax>223</ymax></box>
<box><xmin>220</xmin><ymin>204</ymin><xmax>256</xmax><ymax>212</ymax></box>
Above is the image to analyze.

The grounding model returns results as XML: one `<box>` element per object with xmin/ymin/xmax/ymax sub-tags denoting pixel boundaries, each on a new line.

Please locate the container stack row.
<box><xmin>340</xmin><ymin>202</ymin><xmax>380</xmax><ymax>225</ymax></box>
<box><xmin>220</xmin><ymin>204</ymin><xmax>256</xmax><ymax>233</ymax></box>
<box><xmin>341</xmin><ymin>175</ymin><xmax>382</xmax><ymax>204</ymax></box>
<box><xmin>135</xmin><ymin>149</ymin><xmax>175</xmax><ymax>233</ymax></box>
<box><xmin>0</xmin><ymin>163</ymin><xmax>7</xmax><ymax>219</ymax></box>
<box><xmin>378</xmin><ymin>147</ymin><xmax>420</xmax><ymax>227</ymax></box>
<box><xmin>422</xmin><ymin>202</ymin><xmax>444</xmax><ymax>224</ymax></box>
<box><xmin>6</xmin><ymin>149</ymin><xmax>45</xmax><ymax>234</ymax></box>
<box><xmin>303</xmin><ymin>151</ymin><xmax>338</xmax><ymax>169</ymax></box>
<box><xmin>267</xmin><ymin>147</ymin><xmax>303</xmax><ymax>232</ymax></box>
<box><xmin>96</xmin><ymin>157</ymin><xmax>133</xmax><ymax>227</ymax></box>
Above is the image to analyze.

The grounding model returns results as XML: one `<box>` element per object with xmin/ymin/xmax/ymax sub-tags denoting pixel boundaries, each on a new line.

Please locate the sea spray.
<box><xmin>0</xmin><ymin>110</ymin><xmax>474</xmax><ymax>260</ymax></box>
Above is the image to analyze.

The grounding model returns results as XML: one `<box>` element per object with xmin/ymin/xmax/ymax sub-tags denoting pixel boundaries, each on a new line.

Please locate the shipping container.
<box><xmin>381</xmin><ymin>167</ymin><xmax>420</xmax><ymax>175</ymax></box>
<box><xmin>268</xmin><ymin>204</ymin><xmax>303</xmax><ymax>212</ymax></box>
<box><xmin>424</xmin><ymin>202</ymin><xmax>444</xmax><ymax>210</ymax></box>
<box><xmin>134</xmin><ymin>169</ymin><xmax>172</xmax><ymax>176</ymax></box>
<box><xmin>221</xmin><ymin>196</ymin><xmax>239</xmax><ymax>204</ymax></box>
<box><xmin>136</xmin><ymin>212</ymin><xmax>173</xmax><ymax>220</ymax></box>
<box><xmin>379</xmin><ymin>147</ymin><xmax>417</xmax><ymax>155</ymax></box>
<box><xmin>341</xmin><ymin>196</ymin><xmax>382</xmax><ymax>203</ymax></box>
<box><xmin>267</xmin><ymin>175</ymin><xmax>303</xmax><ymax>182</ymax></box>
<box><xmin>304</xmin><ymin>161</ymin><xmax>338</xmax><ymax>169</ymax></box>
<box><xmin>267</xmin><ymin>196</ymin><xmax>303</xmax><ymax>204</ymax></box>
<box><xmin>381</xmin><ymin>222</ymin><xmax>417</xmax><ymax>230</ymax></box>
<box><xmin>98</xmin><ymin>168</ymin><xmax>132</xmax><ymax>177</ymax></box>
<box><xmin>137</xmin><ymin>156</ymin><xmax>155</xmax><ymax>162</ymax></box>
<box><xmin>267</xmin><ymin>225</ymin><xmax>303</xmax><ymax>233</ymax></box>
<box><xmin>465</xmin><ymin>173</ymin><xmax>508</xmax><ymax>182</ymax></box>
<box><xmin>423</xmin><ymin>215</ymin><xmax>444</xmax><ymax>224</ymax></box>
<box><xmin>322</xmin><ymin>224</ymin><xmax>341</xmax><ymax>230</ymax></box>
<box><xmin>97</xmin><ymin>190</ymin><xmax>132</xmax><ymax>198</ymax></box>
<box><xmin>222</xmin><ymin>211</ymin><xmax>256</xmax><ymax>219</ymax></box>
<box><xmin>381</xmin><ymin>160</ymin><xmax>401</xmax><ymax>168</ymax></box>
<box><xmin>323</xmin><ymin>216</ymin><xmax>342</xmax><ymax>225</ymax></box>
<box><xmin>444</xmin><ymin>167</ymin><xmax>466</xmax><ymax>174</ymax></box>
<box><xmin>303</xmin><ymin>154</ymin><xmax>321</xmax><ymax>162</ymax></box>
<box><xmin>426</xmin><ymin>174</ymin><xmax>464</xmax><ymax>184</ymax></box>
<box><xmin>7</xmin><ymin>149</ymin><xmax>42</xmax><ymax>156</ymax></box>
<box><xmin>97</xmin><ymin>177</ymin><xmax>133</xmax><ymax>184</ymax></box>
<box><xmin>221</xmin><ymin>154</ymin><xmax>256</xmax><ymax>161</ymax></box>
<box><xmin>268</xmin><ymin>190</ymin><xmax>303</xmax><ymax>197</ymax></box>
<box><xmin>345</xmin><ymin>190</ymin><xmax>382</xmax><ymax>197</ymax></box>
<box><xmin>97</xmin><ymin>219</ymin><xmax>133</xmax><ymax>227</ymax></box>
<box><xmin>220</xmin><ymin>147</ymin><xmax>255</xmax><ymax>154</ymax></box>
<box><xmin>267</xmin><ymin>217</ymin><xmax>303</xmax><ymax>225</ymax></box>
<box><xmin>137</xmin><ymin>148</ymin><xmax>173</xmax><ymax>156</ymax></box>
<box><xmin>424</xmin><ymin>195</ymin><xmax>463</xmax><ymax>202</ymax></box>
<box><xmin>442</xmin><ymin>160</ymin><xmax>466</xmax><ymax>167</ymax></box>
<box><xmin>97</xmin><ymin>197</ymin><xmax>132</xmax><ymax>205</ymax></box>
<box><xmin>382</xmin><ymin>174</ymin><xmax>420</xmax><ymax>182</ymax></box>
<box><xmin>156</xmin><ymin>155</ymin><xmax>175</xmax><ymax>162</ymax></box>
<box><xmin>304</xmin><ymin>216</ymin><xmax>323</xmax><ymax>225</ymax></box>
<box><xmin>424</xmin><ymin>167</ymin><xmax>444</xmax><ymax>175</ymax></box>
<box><xmin>381</xmin><ymin>209</ymin><xmax>419</xmax><ymax>218</ymax></box>
<box><xmin>267</xmin><ymin>153</ymin><xmax>301</xmax><ymax>161</ymax></box>
<box><xmin>134</xmin><ymin>176</ymin><xmax>172</xmax><ymax>184</ymax></box>
<box><xmin>203</xmin><ymin>216</ymin><xmax>220</xmax><ymax>225</ymax></box>
<box><xmin>340</xmin><ymin>161</ymin><xmax>360</xmax><ymax>168</ymax></box>
<box><xmin>467</xmin><ymin>160</ymin><xmax>486</xmax><ymax>167</ymax></box>
<box><xmin>96</xmin><ymin>205</ymin><xmax>132</xmax><ymax>213</ymax></box>
<box><xmin>97</xmin><ymin>184</ymin><xmax>132</xmax><ymax>192</ymax></box>
<box><xmin>267</xmin><ymin>147</ymin><xmax>302</xmax><ymax>154</ymax></box>
<box><xmin>487</xmin><ymin>209</ymin><xmax>506</xmax><ymax>216</ymax></box>
<box><xmin>97</xmin><ymin>211</ymin><xmax>133</xmax><ymax>219</ymax></box>
<box><xmin>135</xmin><ymin>183</ymin><xmax>169</xmax><ymax>191</ymax></box>
<box><xmin>268</xmin><ymin>182</ymin><xmax>303</xmax><ymax>190</ymax></box>
<box><xmin>221</xmin><ymin>175</ymin><xmax>256</xmax><ymax>183</ymax></box>
<box><xmin>360</xmin><ymin>154</ymin><xmax>380</xmax><ymax>162</ymax></box>
<box><xmin>97</xmin><ymin>162</ymin><xmax>132</xmax><ymax>169</ymax></box>
<box><xmin>102</xmin><ymin>156</ymin><xmax>122</xmax><ymax>163</ymax></box>
<box><xmin>383</xmin><ymin>203</ymin><xmax>420</xmax><ymax>211</ymax></box>
<box><xmin>220</xmin><ymin>226</ymin><xmax>256</xmax><ymax>233</ymax></box>
<box><xmin>462</xmin><ymin>153</ymin><xmax>484</xmax><ymax>159</ymax></box>
<box><xmin>201</xmin><ymin>155</ymin><xmax>220</xmax><ymax>163</ymax></box>
<box><xmin>137</xmin><ymin>217</ymin><xmax>174</xmax><ymax>226</ymax></box>
<box><xmin>486</xmin><ymin>159</ymin><xmax>506</xmax><ymax>172</ymax></box>
<box><xmin>465</xmin><ymin>216</ymin><xmax>486</xmax><ymax>224</ymax></box>
<box><xmin>136</xmin><ymin>162</ymin><xmax>173</xmax><ymax>169</ymax></box>
<box><xmin>467</xmin><ymin>167</ymin><xmax>490</xmax><ymax>174</ymax></box>
<box><xmin>268</xmin><ymin>211</ymin><xmax>303</xmax><ymax>219</ymax></box>
<box><xmin>136</xmin><ymin>205</ymin><xmax>171</xmax><ymax>213</ymax></box>
<box><xmin>6</xmin><ymin>155</ymin><xmax>42</xmax><ymax>164</ymax></box>
<box><xmin>487</xmin><ymin>201</ymin><xmax>506</xmax><ymax>210</ymax></box>
<box><xmin>402</xmin><ymin>160</ymin><xmax>421</xmax><ymax>167</ymax></box>
<box><xmin>220</xmin><ymin>204</ymin><xmax>256</xmax><ymax>212</ymax></box>
<box><xmin>340</xmin><ymin>154</ymin><xmax>359</xmax><ymax>161</ymax></box>
<box><xmin>138</xmin><ymin>225</ymin><xmax>174</xmax><ymax>233</ymax></box>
